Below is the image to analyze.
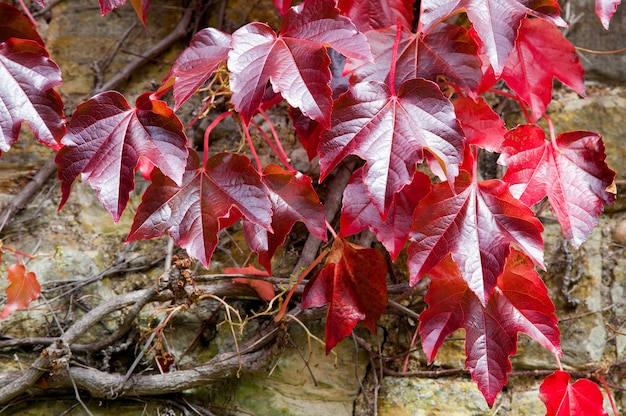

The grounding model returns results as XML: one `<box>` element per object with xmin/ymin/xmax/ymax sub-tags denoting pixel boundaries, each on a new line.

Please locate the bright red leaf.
<box><xmin>502</xmin><ymin>18</ymin><xmax>585</xmax><ymax>122</ymax></box>
<box><xmin>228</xmin><ymin>0</ymin><xmax>371</xmax><ymax>126</ymax></box>
<box><xmin>347</xmin><ymin>24</ymin><xmax>482</xmax><ymax>97</ymax></box>
<box><xmin>1</xmin><ymin>264</ymin><xmax>41</xmax><ymax>319</ymax></box>
<box><xmin>340</xmin><ymin>168</ymin><xmax>432</xmax><ymax>260</ymax></box>
<box><xmin>98</xmin><ymin>0</ymin><xmax>148</xmax><ymax>25</ymax></box>
<box><xmin>408</xmin><ymin>170</ymin><xmax>544</xmax><ymax>304</ymax></box>
<box><xmin>227</xmin><ymin>266</ymin><xmax>275</xmax><ymax>301</ymax></box>
<box><xmin>0</xmin><ymin>3</ymin><xmax>45</xmax><ymax>46</ymax></box>
<box><xmin>301</xmin><ymin>238</ymin><xmax>388</xmax><ymax>353</ymax></box>
<box><xmin>127</xmin><ymin>151</ymin><xmax>272</xmax><ymax>267</ymax></box>
<box><xmin>319</xmin><ymin>79</ymin><xmax>464</xmax><ymax>217</ymax></box>
<box><xmin>420</xmin><ymin>251</ymin><xmax>561</xmax><ymax>406</ymax></box>
<box><xmin>56</xmin><ymin>91</ymin><xmax>189</xmax><ymax>222</ymax></box>
<box><xmin>499</xmin><ymin>125</ymin><xmax>616</xmax><ymax>248</ymax></box>
<box><xmin>163</xmin><ymin>28</ymin><xmax>231</xmax><ymax>110</ymax></box>
<box><xmin>243</xmin><ymin>165</ymin><xmax>327</xmax><ymax>273</ymax></box>
<box><xmin>453</xmin><ymin>97</ymin><xmax>507</xmax><ymax>152</ymax></box>
<box><xmin>336</xmin><ymin>0</ymin><xmax>415</xmax><ymax>31</ymax></box>
<box><xmin>0</xmin><ymin>38</ymin><xmax>65</xmax><ymax>154</ymax></box>
<box><xmin>420</xmin><ymin>0</ymin><xmax>565</xmax><ymax>75</ymax></box>
<box><xmin>273</xmin><ymin>0</ymin><xmax>292</xmax><ymax>16</ymax></box>
<box><xmin>596</xmin><ymin>0</ymin><xmax>622</xmax><ymax>29</ymax></box>
<box><xmin>539</xmin><ymin>371</ymin><xmax>608</xmax><ymax>416</ymax></box>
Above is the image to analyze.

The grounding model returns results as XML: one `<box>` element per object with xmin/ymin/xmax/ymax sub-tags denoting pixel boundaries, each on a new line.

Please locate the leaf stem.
<box><xmin>598</xmin><ymin>375</ymin><xmax>618</xmax><ymax>416</ymax></box>
<box><xmin>17</xmin><ymin>0</ymin><xmax>38</xmax><ymax>28</ymax></box>
<box><xmin>388</xmin><ymin>22</ymin><xmax>403</xmax><ymax>97</ymax></box>
<box><xmin>251</xmin><ymin>120</ymin><xmax>294</xmax><ymax>171</ymax></box>
<box><xmin>325</xmin><ymin>220</ymin><xmax>337</xmax><ymax>239</ymax></box>
<box><xmin>488</xmin><ymin>88</ymin><xmax>532</xmax><ymax>123</ymax></box>
<box><xmin>259</xmin><ymin>110</ymin><xmax>294</xmax><ymax>171</ymax></box>
<box><xmin>242</xmin><ymin>120</ymin><xmax>263</xmax><ymax>172</ymax></box>
<box><xmin>202</xmin><ymin>111</ymin><xmax>232</xmax><ymax>166</ymax></box>
<box><xmin>545</xmin><ymin>114</ymin><xmax>557</xmax><ymax>146</ymax></box>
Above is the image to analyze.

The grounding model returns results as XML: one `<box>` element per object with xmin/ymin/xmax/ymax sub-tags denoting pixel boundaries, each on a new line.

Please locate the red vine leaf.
<box><xmin>502</xmin><ymin>18</ymin><xmax>585</xmax><ymax>122</ymax></box>
<box><xmin>273</xmin><ymin>0</ymin><xmax>292</xmax><ymax>16</ymax></box>
<box><xmin>98</xmin><ymin>0</ymin><xmax>148</xmax><ymax>25</ymax></box>
<box><xmin>227</xmin><ymin>266</ymin><xmax>275</xmax><ymax>301</ymax></box>
<box><xmin>163</xmin><ymin>28</ymin><xmax>231</xmax><ymax>110</ymax></box>
<box><xmin>127</xmin><ymin>151</ymin><xmax>272</xmax><ymax>267</ymax></box>
<box><xmin>1</xmin><ymin>264</ymin><xmax>41</xmax><ymax>319</ymax></box>
<box><xmin>301</xmin><ymin>238</ymin><xmax>388</xmax><ymax>353</ymax></box>
<box><xmin>319</xmin><ymin>79</ymin><xmax>464</xmax><ymax>217</ymax></box>
<box><xmin>228</xmin><ymin>0</ymin><xmax>371</xmax><ymax>125</ymax></box>
<box><xmin>340</xmin><ymin>168</ymin><xmax>432</xmax><ymax>260</ymax></box>
<box><xmin>408</xmin><ymin>170</ymin><xmax>544</xmax><ymax>304</ymax></box>
<box><xmin>420</xmin><ymin>251</ymin><xmax>561</xmax><ymax>406</ymax></box>
<box><xmin>420</xmin><ymin>0</ymin><xmax>565</xmax><ymax>74</ymax></box>
<box><xmin>336</xmin><ymin>0</ymin><xmax>415</xmax><ymax>31</ymax></box>
<box><xmin>596</xmin><ymin>0</ymin><xmax>622</xmax><ymax>29</ymax></box>
<box><xmin>57</xmin><ymin>92</ymin><xmax>189</xmax><ymax>222</ymax></box>
<box><xmin>499</xmin><ymin>125</ymin><xmax>616</xmax><ymax>248</ymax></box>
<box><xmin>243</xmin><ymin>165</ymin><xmax>326</xmax><ymax>273</ymax></box>
<box><xmin>0</xmin><ymin>3</ymin><xmax>45</xmax><ymax>46</ymax></box>
<box><xmin>539</xmin><ymin>371</ymin><xmax>609</xmax><ymax>416</ymax></box>
<box><xmin>453</xmin><ymin>97</ymin><xmax>507</xmax><ymax>152</ymax></box>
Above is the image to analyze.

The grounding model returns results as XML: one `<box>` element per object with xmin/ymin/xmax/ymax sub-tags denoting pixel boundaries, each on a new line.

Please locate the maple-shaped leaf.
<box><xmin>596</xmin><ymin>0</ymin><xmax>622</xmax><ymax>29</ymax></box>
<box><xmin>420</xmin><ymin>251</ymin><xmax>561</xmax><ymax>406</ymax></box>
<box><xmin>1</xmin><ymin>264</ymin><xmax>41</xmax><ymax>319</ymax></box>
<box><xmin>502</xmin><ymin>18</ymin><xmax>585</xmax><ymax>122</ymax></box>
<box><xmin>228</xmin><ymin>0</ymin><xmax>371</xmax><ymax>126</ymax></box>
<box><xmin>127</xmin><ymin>151</ymin><xmax>272</xmax><ymax>267</ymax></box>
<box><xmin>0</xmin><ymin>38</ymin><xmax>65</xmax><ymax>154</ymax></box>
<box><xmin>301</xmin><ymin>238</ymin><xmax>387</xmax><ymax>353</ymax></box>
<box><xmin>420</xmin><ymin>0</ymin><xmax>565</xmax><ymax>75</ymax></box>
<box><xmin>243</xmin><ymin>165</ymin><xmax>326</xmax><ymax>273</ymax></box>
<box><xmin>336</xmin><ymin>0</ymin><xmax>415</xmax><ymax>31</ymax></box>
<box><xmin>453</xmin><ymin>97</ymin><xmax>507</xmax><ymax>152</ymax></box>
<box><xmin>499</xmin><ymin>125</ymin><xmax>616</xmax><ymax>248</ymax></box>
<box><xmin>408</xmin><ymin>170</ymin><xmax>544</xmax><ymax>304</ymax></box>
<box><xmin>162</xmin><ymin>28</ymin><xmax>231</xmax><ymax>110</ymax></box>
<box><xmin>539</xmin><ymin>371</ymin><xmax>609</xmax><ymax>416</ymax></box>
<box><xmin>340</xmin><ymin>168</ymin><xmax>432</xmax><ymax>260</ymax></box>
<box><xmin>319</xmin><ymin>79</ymin><xmax>464</xmax><ymax>217</ymax></box>
<box><xmin>227</xmin><ymin>266</ymin><xmax>275</xmax><ymax>301</ymax></box>
<box><xmin>347</xmin><ymin>24</ymin><xmax>482</xmax><ymax>97</ymax></box>
<box><xmin>56</xmin><ymin>91</ymin><xmax>189</xmax><ymax>222</ymax></box>
<box><xmin>0</xmin><ymin>3</ymin><xmax>45</xmax><ymax>46</ymax></box>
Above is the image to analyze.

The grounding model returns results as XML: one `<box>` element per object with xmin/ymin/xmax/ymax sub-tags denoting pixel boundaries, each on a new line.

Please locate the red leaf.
<box><xmin>56</xmin><ymin>92</ymin><xmax>189</xmax><ymax>222</ymax></box>
<box><xmin>0</xmin><ymin>38</ymin><xmax>65</xmax><ymax>154</ymax></box>
<box><xmin>128</xmin><ymin>0</ymin><xmax>149</xmax><ymax>26</ymax></box>
<box><xmin>340</xmin><ymin>168</ymin><xmax>432</xmax><ymax>260</ymax></box>
<box><xmin>243</xmin><ymin>165</ymin><xmax>327</xmax><ymax>273</ymax></box>
<box><xmin>228</xmin><ymin>0</ymin><xmax>371</xmax><ymax>125</ymax></box>
<box><xmin>408</xmin><ymin>171</ymin><xmax>544</xmax><ymax>304</ymax></box>
<box><xmin>596</xmin><ymin>0</ymin><xmax>622</xmax><ymax>29</ymax></box>
<box><xmin>336</xmin><ymin>0</ymin><xmax>415</xmax><ymax>31</ymax></box>
<box><xmin>227</xmin><ymin>266</ymin><xmax>275</xmax><ymax>301</ymax></box>
<box><xmin>502</xmin><ymin>18</ymin><xmax>586</xmax><ymax>122</ymax></box>
<box><xmin>127</xmin><ymin>151</ymin><xmax>272</xmax><ymax>267</ymax></box>
<box><xmin>420</xmin><ymin>0</ymin><xmax>565</xmax><ymax>75</ymax></box>
<box><xmin>319</xmin><ymin>79</ymin><xmax>464</xmax><ymax>217</ymax></box>
<box><xmin>163</xmin><ymin>28</ymin><xmax>231</xmax><ymax>110</ymax></box>
<box><xmin>0</xmin><ymin>3</ymin><xmax>45</xmax><ymax>46</ymax></box>
<box><xmin>420</xmin><ymin>251</ymin><xmax>561</xmax><ymax>406</ymax></box>
<box><xmin>539</xmin><ymin>371</ymin><xmax>608</xmax><ymax>416</ymax></box>
<box><xmin>499</xmin><ymin>125</ymin><xmax>616</xmax><ymax>247</ymax></box>
<box><xmin>347</xmin><ymin>24</ymin><xmax>482</xmax><ymax>97</ymax></box>
<box><xmin>1</xmin><ymin>264</ymin><xmax>41</xmax><ymax>319</ymax></box>
<box><xmin>273</xmin><ymin>0</ymin><xmax>292</xmax><ymax>16</ymax></box>
<box><xmin>98</xmin><ymin>0</ymin><xmax>126</xmax><ymax>15</ymax></box>
<box><xmin>301</xmin><ymin>238</ymin><xmax>387</xmax><ymax>353</ymax></box>
<box><xmin>453</xmin><ymin>97</ymin><xmax>507</xmax><ymax>152</ymax></box>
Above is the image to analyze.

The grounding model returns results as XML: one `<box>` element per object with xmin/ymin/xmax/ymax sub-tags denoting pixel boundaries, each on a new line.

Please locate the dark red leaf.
<box><xmin>0</xmin><ymin>38</ymin><xmax>65</xmax><ymax>154</ymax></box>
<box><xmin>408</xmin><ymin>171</ymin><xmax>544</xmax><ymax>304</ymax></box>
<box><xmin>228</xmin><ymin>0</ymin><xmax>371</xmax><ymax>125</ymax></box>
<box><xmin>596</xmin><ymin>0</ymin><xmax>622</xmax><ymax>29</ymax></box>
<box><xmin>243</xmin><ymin>165</ymin><xmax>326</xmax><ymax>273</ymax></box>
<box><xmin>340</xmin><ymin>168</ymin><xmax>432</xmax><ymax>260</ymax></box>
<box><xmin>98</xmin><ymin>0</ymin><xmax>126</xmax><ymax>15</ymax></box>
<box><xmin>227</xmin><ymin>266</ymin><xmax>275</xmax><ymax>301</ymax></box>
<box><xmin>319</xmin><ymin>79</ymin><xmax>464</xmax><ymax>217</ymax></box>
<box><xmin>163</xmin><ymin>28</ymin><xmax>231</xmax><ymax>110</ymax></box>
<box><xmin>420</xmin><ymin>251</ymin><xmax>561</xmax><ymax>406</ymax></box>
<box><xmin>539</xmin><ymin>371</ymin><xmax>608</xmax><ymax>416</ymax></box>
<box><xmin>420</xmin><ymin>0</ymin><xmax>565</xmax><ymax>75</ymax></box>
<box><xmin>127</xmin><ymin>151</ymin><xmax>272</xmax><ymax>267</ymax></box>
<box><xmin>1</xmin><ymin>264</ymin><xmax>41</xmax><ymax>319</ymax></box>
<box><xmin>453</xmin><ymin>97</ymin><xmax>507</xmax><ymax>152</ymax></box>
<box><xmin>0</xmin><ymin>3</ymin><xmax>45</xmax><ymax>45</ymax></box>
<box><xmin>499</xmin><ymin>125</ymin><xmax>616</xmax><ymax>247</ymax></box>
<box><xmin>273</xmin><ymin>0</ymin><xmax>292</xmax><ymax>16</ymax></box>
<box><xmin>57</xmin><ymin>92</ymin><xmax>189</xmax><ymax>222</ymax></box>
<box><xmin>301</xmin><ymin>238</ymin><xmax>387</xmax><ymax>353</ymax></box>
<box><xmin>347</xmin><ymin>24</ymin><xmax>482</xmax><ymax>97</ymax></box>
<box><xmin>502</xmin><ymin>18</ymin><xmax>585</xmax><ymax>122</ymax></box>
<box><xmin>336</xmin><ymin>0</ymin><xmax>415</xmax><ymax>31</ymax></box>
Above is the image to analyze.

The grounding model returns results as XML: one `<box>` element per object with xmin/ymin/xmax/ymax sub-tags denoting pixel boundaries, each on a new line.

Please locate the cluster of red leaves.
<box><xmin>0</xmin><ymin>0</ymin><xmax>621</xmax><ymax>412</ymax></box>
